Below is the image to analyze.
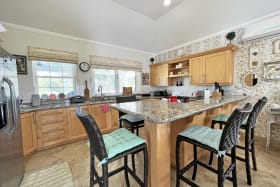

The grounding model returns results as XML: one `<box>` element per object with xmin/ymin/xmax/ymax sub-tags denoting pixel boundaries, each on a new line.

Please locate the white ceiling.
<box><xmin>0</xmin><ymin>0</ymin><xmax>280</xmax><ymax>53</ymax></box>
<box><xmin>112</xmin><ymin>0</ymin><xmax>185</xmax><ymax>19</ymax></box>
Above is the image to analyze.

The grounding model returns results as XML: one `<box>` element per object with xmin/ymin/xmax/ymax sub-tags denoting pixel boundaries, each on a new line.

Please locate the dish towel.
<box><xmin>102</xmin><ymin>104</ymin><xmax>109</xmax><ymax>113</ymax></box>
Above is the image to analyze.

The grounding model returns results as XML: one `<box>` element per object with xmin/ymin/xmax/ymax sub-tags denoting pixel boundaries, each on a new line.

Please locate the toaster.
<box><xmin>70</xmin><ymin>96</ymin><xmax>86</xmax><ymax>103</ymax></box>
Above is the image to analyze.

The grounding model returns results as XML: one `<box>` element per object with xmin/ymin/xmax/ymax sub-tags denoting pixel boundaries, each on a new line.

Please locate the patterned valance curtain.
<box><xmin>90</xmin><ymin>55</ymin><xmax>142</xmax><ymax>72</ymax></box>
<box><xmin>28</xmin><ymin>47</ymin><xmax>79</xmax><ymax>64</ymax></box>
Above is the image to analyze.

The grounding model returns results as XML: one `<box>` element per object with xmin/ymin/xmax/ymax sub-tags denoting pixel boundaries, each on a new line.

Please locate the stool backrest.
<box><xmin>76</xmin><ymin>107</ymin><xmax>108</xmax><ymax>161</ymax></box>
<box><xmin>219</xmin><ymin>103</ymin><xmax>252</xmax><ymax>152</ymax></box>
<box><xmin>247</xmin><ymin>97</ymin><xmax>268</xmax><ymax>129</ymax></box>
<box><xmin>116</xmin><ymin>95</ymin><xmax>137</xmax><ymax>103</ymax></box>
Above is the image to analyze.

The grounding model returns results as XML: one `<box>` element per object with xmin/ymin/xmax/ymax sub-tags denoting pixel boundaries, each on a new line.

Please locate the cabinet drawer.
<box><xmin>39</xmin><ymin>123</ymin><xmax>66</xmax><ymax>135</ymax></box>
<box><xmin>36</xmin><ymin>108</ymin><xmax>66</xmax><ymax>118</ymax></box>
<box><xmin>68</xmin><ymin>106</ymin><xmax>91</xmax><ymax>117</ymax></box>
<box><xmin>41</xmin><ymin>130</ymin><xmax>65</xmax><ymax>142</ymax></box>
<box><xmin>39</xmin><ymin>116</ymin><xmax>67</xmax><ymax>126</ymax></box>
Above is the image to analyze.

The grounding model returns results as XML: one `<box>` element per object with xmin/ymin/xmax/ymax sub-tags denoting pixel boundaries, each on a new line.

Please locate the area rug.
<box><xmin>20</xmin><ymin>162</ymin><xmax>74</xmax><ymax>187</ymax></box>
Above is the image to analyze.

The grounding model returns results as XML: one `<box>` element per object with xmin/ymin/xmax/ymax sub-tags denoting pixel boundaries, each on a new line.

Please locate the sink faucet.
<box><xmin>98</xmin><ymin>85</ymin><xmax>103</xmax><ymax>99</ymax></box>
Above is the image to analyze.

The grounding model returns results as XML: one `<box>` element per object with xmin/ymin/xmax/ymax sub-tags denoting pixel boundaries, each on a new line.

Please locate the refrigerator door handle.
<box><xmin>3</xmin><ymin>77</ymin><xmax>18</xmax><ymax>133</ymax></box>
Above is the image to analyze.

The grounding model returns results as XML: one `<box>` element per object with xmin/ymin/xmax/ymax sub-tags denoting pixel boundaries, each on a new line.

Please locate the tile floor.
<box><xmin>25</xmin><ymin>138</ymin><xmax>280</xmax><ymax>187</ymax></box>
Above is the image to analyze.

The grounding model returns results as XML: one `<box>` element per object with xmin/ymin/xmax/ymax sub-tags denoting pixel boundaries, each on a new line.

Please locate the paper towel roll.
<box><xmin>204</xmin><ymin>89</ymin><xmax>210</xmax><ymax>98</ymax></box>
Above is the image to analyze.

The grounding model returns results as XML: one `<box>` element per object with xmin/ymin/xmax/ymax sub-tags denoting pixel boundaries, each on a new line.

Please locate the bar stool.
<box><xmin>76</xmin><ymin>108</ymin><xmax>148</xmax><ymax>187</ymax></box>
<box><xmin>116</xmin><ymin>95</ymin><xmax>144</xmax><ymax>136</ymax></box>
<box><xmin>176</xmin><ymin>103</ymin><xmax>252</xmax><ymax>187</ymax></box>
<box><xmin>209</xmin><ymin>97</ymin><xmax>267</xmax><ymax>185</ymax></box>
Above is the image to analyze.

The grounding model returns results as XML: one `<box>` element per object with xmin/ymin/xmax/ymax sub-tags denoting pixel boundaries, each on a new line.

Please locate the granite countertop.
<box><xmin>110</xmin><ymin>95</ymin><xmax>248</xmax><ymax>123</ymax></box>
<box><xmin>20</xmin><ymin>100</ymin><xmax>116</xmax><ymax>113</ymax></box>
<box><xmin>19</xmin><ymin>95</ymin><xmax>165</xmax><ymax>114</ymax></box>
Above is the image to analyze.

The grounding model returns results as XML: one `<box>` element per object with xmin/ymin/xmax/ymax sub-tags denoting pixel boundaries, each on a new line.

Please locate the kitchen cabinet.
<box><xmin>150</xmin><ymin>64</ymin><xmax>169</xmax><ymax>86</ymax></box>
<box><xmin>190</xmin><ymin>50</ymin><xmax>234</xmax><ymax>85</ymax></box>
<box><xmin>36</xmin><ymin>108</ymin><xmax>68</xmax><ymax>150</ymax></box>
<box><xmin>67</xmin><ymin>106</ymin><xmax>90</xmax><ymax>140</ymax></box>
<box><xmin>168</xmin><ymin>60</ymin><xmax>189</xmax><ymax>86</ymax></box>
<box><xmin>91</xmin><ymin>104</ymin><xmax>112</xmax><ymax>132</ymax></box>
<box><xmin>20</xmin><ymin>112</ymin><xmax>37</xmax><ymax>157</ymax></box>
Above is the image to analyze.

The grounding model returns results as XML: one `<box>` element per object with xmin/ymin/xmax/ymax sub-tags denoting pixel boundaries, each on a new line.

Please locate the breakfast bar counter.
<box><xmin>110</xmin><ymin>95</ymin><xmax>247</xmax><ymax>187</ymax></box>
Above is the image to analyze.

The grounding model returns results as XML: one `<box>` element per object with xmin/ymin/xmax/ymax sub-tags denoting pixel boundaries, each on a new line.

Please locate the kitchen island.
<box><xmin>110</xmin><ymin>95</ymin><xmax>247</xmax><ymax>187</ymax></box>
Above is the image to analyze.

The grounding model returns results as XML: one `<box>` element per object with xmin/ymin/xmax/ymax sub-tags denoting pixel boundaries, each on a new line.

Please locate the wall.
<box><xmin>155</xmin><ymin>29</ymin><xmax>280</xmax><ymax>141</ymax></box>
<box><xmin>0</xmin><ymin>26</ymin><xmax>152</xmax><ymax>102</ymax></box>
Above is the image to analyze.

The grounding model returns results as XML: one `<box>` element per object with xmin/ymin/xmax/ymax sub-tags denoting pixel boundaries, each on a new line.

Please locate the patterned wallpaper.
<box><xmin>155</xmin><ymin>29</ymin><xmax>280</xmax><ymax>141</ymax></box>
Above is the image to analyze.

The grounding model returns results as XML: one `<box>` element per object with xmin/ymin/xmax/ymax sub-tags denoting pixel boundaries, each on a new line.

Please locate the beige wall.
<box><xmin>0</xmin><ymin>26</ymin><xmax>152</xmax><ymax>102</ymax></box>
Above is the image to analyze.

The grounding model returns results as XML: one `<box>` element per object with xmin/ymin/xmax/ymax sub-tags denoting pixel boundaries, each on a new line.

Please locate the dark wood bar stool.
<box><xmin>76</xmin><ymin>108</ymin><xmax>148</xmax><ymax>187</ymax></box>
<box><xmin>209</xmin><ymin>97</ymin><xmax>267</xmax><ymax>185</ymax></box>
<box><xmin>116</xmin><ymin>95</ymin><xmax>144</xmax><ymax>136</ymax></box>
<box><xmin>176</xmin><ymin>103</ymin><xmax>252</xmax><ymax>187</ymax></box>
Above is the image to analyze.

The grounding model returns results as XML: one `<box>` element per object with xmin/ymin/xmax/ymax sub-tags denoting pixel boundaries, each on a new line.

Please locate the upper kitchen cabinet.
<box><xmin>150</xmin><ymin>63</ymin><xmax>169</xmax><ymax>86</ymax></box>
<box><xmin>189</xmin><ymin>45</ymin><xmax>238</xmax><ymax>85</ymax></box>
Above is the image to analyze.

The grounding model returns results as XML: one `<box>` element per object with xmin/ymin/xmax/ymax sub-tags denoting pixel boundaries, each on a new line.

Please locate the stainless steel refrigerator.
<box><xmin>0</xmin><ymin>47</ymin><xmax>24</xmax><ymax>187</ymax></box>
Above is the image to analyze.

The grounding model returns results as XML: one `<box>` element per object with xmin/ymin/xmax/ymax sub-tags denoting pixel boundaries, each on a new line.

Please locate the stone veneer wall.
<box><xmin>155</xmin><ymin>30</ymin><xmax>280</xmax><ymax>141</ymax></box>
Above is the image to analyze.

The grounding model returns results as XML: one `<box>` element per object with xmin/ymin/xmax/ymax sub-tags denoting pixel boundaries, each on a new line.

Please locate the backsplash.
<box><xmin>155</xmin><ymin>30</ymin><xmax>280</xmax><ymax>141</ymax></box>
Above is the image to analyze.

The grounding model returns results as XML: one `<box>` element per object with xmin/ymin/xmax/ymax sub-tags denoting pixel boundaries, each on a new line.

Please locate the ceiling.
<box><xmin>112</xmin><ymin>0</ymin><xmax>185</xmax><ymax>19</ymax></box>
<box><xmin>0</xmin><ymin>0</ymin><xmax>280</xmax><ymax>53</ymax></box>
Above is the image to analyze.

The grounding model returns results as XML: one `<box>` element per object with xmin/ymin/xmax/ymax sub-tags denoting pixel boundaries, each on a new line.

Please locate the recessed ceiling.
<box><xmin>112</xmin><ymin>0</ymin><xmax>185</xmax><ymax>19</ymax></box>
<box><xmin>0</xmin><ymin>0</ymin><xmax>280</xmax><ymax>53</ymax></box>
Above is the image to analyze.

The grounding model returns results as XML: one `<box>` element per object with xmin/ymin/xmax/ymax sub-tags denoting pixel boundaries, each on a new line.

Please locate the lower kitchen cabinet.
<box><xmin>67</xmin><ymin>106</ymin><xmax>89</xmax><ymax>140</ymax></box>
<box><xmin>20</xmin><ymin>112</ymin><xmax>37</xmax><ymax>157</ymax></box>
<box><xmin>36</xmin><ymin>108</ymin><xmax>68</xmax><ymax>150</ymax></box>
<box><xmin>91</xmin><ymin>104</ymin><xmax>112</xmax><ymax>132</ymax></box>
<box><xmin>20</xmin><ymin>102</ymin><xmax>117</xmax><ymax>153</ymax></box>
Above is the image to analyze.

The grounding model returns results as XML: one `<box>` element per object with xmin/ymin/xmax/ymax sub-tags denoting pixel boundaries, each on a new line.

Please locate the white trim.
<box><xmin>0</xmin><ymin>21</ymin><xmax>155</xmax><ymax>56</ymax></box>
<box><xmin>156</xmin><ymin>10</ymin><xmax>280</xmax><ymax>55</ymax></box>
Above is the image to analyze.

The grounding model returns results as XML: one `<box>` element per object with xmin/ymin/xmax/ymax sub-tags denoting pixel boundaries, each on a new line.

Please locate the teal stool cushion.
<box><xmin>120</xmin><ymin>114</ymin><xmax>143</xmax><ymax>123</ymax></box>
<box><xmin>213</xmin><ymin>114</ymin><xmax>248</xmax><ymax>125</ymax></box>
<box><xmin>179</xmin><ymin>125</ymin><xmax>223</xmax><ymax>151</ymax></box>
<box><xmin>99</xmin><ymin>128</ymin><xmax>145</xmax><ymax>165</ymax></box>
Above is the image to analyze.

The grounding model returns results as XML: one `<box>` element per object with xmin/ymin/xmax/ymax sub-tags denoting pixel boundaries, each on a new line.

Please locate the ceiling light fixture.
<box><xmin>163</xmin><ymin>0</ymin><xmax>171</xmax><ymax>7</ymax></box>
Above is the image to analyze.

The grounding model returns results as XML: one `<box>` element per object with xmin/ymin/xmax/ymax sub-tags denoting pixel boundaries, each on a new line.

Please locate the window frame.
<box><xmin>92</xmin><ymin>68</ymin><xmax>140</xmax><ymax>96</ymax></box>
<box><xmin>32</xmin><ymin>60</ymin><xmax>77</xmax><ymax>96</ymax></box>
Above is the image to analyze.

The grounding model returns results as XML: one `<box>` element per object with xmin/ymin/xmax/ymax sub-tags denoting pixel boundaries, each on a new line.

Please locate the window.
<box><xmin>92</xmin><ymin>69</ymin><xmax>140</xmax><ymax>95</ymax></box>
<box><xmin>33</xmin><ymin>61</ymin><xmax>76</xmax><ymax>96</ymax></box>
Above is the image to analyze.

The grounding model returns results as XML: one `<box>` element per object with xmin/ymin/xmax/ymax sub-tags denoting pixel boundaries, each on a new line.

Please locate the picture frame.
<box><xmin>14</xmin><ymin>55</ymin><xmax>27</xmax><ymax>74</ymax></box>
<box><xmin>249</xmin><ymin>46</ymin><xmax>261</xmax><ymax>68</ymax></box>
<box><xmin>141</xmin><ymin>73</ymin><xmax>150</xmax><ymax>85</ymax></box>
<box><xmin>273</xmin><ymin>39</ymin><xmax>280</xmax><ymax>54</ymax></box>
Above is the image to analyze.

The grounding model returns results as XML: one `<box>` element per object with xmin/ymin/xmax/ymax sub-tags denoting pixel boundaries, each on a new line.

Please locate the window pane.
<box><xmin>50</xmin><ymin>63</ymin><xmax>63</xmax><ymax>77</ymax></box>
<box><xmin>63</xmin><ymin>78</ymin><xmax>74</xmax><ymax>88</ymax></box>
<box><xmin>118</xmin><ymin>70</ymin><xmax>136</xmax><ymax>93</ymax></box>
<box><xmin>38</xmin><ymin>78</ymin><xmax>50</xmax><ymax>87</ymax></box>
<box><xmin>93</xmin><ymin>69</ymin><xmax>116</xmax><ymax>95</ymax></box>
<box><xmin>36</xmin><ymin>61</ymin><xmax>50</xmax><ymax>76</ymax></box>
<box><xmin>38</xmin><ymin>88</ymin><xmax>51</xmax><ymax>96</ymax></box>
<box><xmin>51</xmin><ymin>78</ymin><xmax>63</xmax><ymax>87</ymax></box>
<box><xmin>63</xmin><ymin>64</ymin><xmax>75</xmax><ymax>76</ymax></box>
<box><xmin>51</xmin><ymin>87</ymin><xmax>63</xmax><ymax>94</ymax></box>
<box><xmin>34</xmin><ymin>61</ymin><xmax>76</xmax><ymax>96</ymax></box>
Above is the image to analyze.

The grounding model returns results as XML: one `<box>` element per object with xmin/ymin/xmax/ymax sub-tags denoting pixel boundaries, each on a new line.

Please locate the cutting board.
<box><xmin>84</xmin><ymin>80</ymin><xmax>90</xmax><ymax>101</ymax></box>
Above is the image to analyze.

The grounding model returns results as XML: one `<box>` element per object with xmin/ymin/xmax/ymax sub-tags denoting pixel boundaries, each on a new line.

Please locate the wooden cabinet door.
<box><xmin>150</xmin><ymin>66</ymin><xmax>159</xmax><ymax>86</ymax></box>
<box><xmin>159</xmin><ymin>64</ymin><xmax>169</xmax><ymax>86</ymax></box>
<box><xmin>91</xmin><ymin>104</ymin><xmax>111</xmax><ymax>132</ymax></box>
<box><xmin>67</xmin><ymin>106</ymin><xmax>90</xmax><ymax>140</ymax></box>
<box><xmin>204</xmin><ymin>50</ymin><xmax>233</xmax><ymax>84</ymax></box>
<box><xmin>21</xmin><ymin>112</ymin><xmax>37</xmax><ymax>157</ymax></box>
<box><xmin>150</xmin><ymin>64</ymin><xmax>169</xmax><ymax>86</ymax></box>
<box><xmin>190</xmin><ymin>56</ymin><xmax>204</xmax><ymax>84</ymax></box>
